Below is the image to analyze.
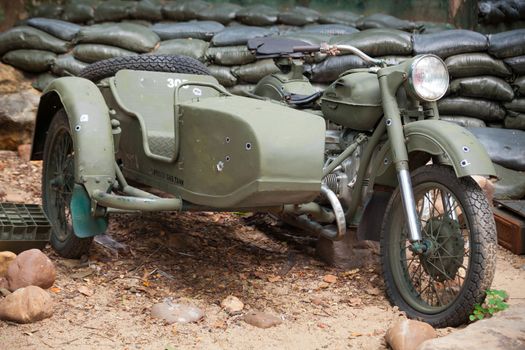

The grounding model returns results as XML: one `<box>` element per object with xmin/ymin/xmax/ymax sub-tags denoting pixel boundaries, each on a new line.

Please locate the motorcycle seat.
<box><xmin>247</xmin><ymin>37</ymin><xmax>311</xmax><ymax>59</ymax></box>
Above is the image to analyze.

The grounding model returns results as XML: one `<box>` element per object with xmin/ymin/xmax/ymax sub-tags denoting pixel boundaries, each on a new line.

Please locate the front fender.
<box><xmin>375</xmin><ymin>120</ymin><xmax>496</xmax><ymax>185</ymax></box>
<box><xmin>31</xmin><ymin>77</ymin><xmax>115</xmax><ymax>196</ymax></box>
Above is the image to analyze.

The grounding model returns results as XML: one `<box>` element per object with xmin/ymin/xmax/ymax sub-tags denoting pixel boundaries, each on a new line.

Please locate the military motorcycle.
<box><xmin>31</xmin><ymin>38</ymin><xmax>497</xmax><ymax>327</ymax></box>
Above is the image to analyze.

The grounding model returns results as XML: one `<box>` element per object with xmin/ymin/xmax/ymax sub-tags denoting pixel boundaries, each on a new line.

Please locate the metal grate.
<box><xmin>0</xmin><ymin>203</ymin><xmax>52</xmax><ymax>242</ymax></box>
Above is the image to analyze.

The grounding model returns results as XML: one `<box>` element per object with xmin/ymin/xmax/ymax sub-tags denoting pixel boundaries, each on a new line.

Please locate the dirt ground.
<box><xmin>0</xmin><ymin>150</ymin><xmax>524</xmax><ymax>350</ymax></box>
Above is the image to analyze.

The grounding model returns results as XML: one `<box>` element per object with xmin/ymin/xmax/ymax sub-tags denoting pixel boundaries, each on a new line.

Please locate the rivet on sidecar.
<box><xmin>225</xmin><ymin>137</ymin><xmax>231</xmax><ymax>143</ymax></box>
<box><xmin>225</xmin><ymin>156</ymin><xmax>231</xmax><ymax>162</ymax></box>
<box><xmin>386</xmin><ymin>119</ymin><xmax>392</xmax><ymax>126</ymax></box>
<box><xmin>75</xmin><ymin>125</ymin><xmax>81</xmax><ymax>131</ymax></box>
<box><xmin>460</xmin><ymin>159</ymin><xmax>470</xmax><ymax>167</ymax></box>
<box><xmin>383</xmin><ymin>158</ymin><xmax>389</xmax><ymax>165</ymax></box>
<box><xmin>462</xmin><ymin>146</ymin><xmax>470</xmax><ymax>153</ymax></box>
<box><xmin>216</xmin><ymin>161</ymin><xmax>224</xmax><ymax>172</ymax></box>
<box><xmin>245</xmin><ymin>143</ymin><xmax>252</xmax><ymax>150</ymax></box>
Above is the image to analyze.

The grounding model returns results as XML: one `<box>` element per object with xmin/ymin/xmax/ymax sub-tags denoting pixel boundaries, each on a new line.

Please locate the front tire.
<box><xmin>42</xmin><ymin>110</ymin><xmax>94</xmax><ymax>258</ymax></box>
<box><xmin>380</xmin><ymin>165</ymin><xmax>497</xmax><ymax>327</ymax></box>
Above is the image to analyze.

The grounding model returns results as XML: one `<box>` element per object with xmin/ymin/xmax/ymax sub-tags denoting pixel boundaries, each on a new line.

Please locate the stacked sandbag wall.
<box><xmin>1</xmin><ymin>0</ymin><xmax>524</xmax><ymax>199</ymax></box>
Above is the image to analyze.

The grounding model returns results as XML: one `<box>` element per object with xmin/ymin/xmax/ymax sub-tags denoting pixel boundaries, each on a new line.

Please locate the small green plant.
<box><xmin>469</xmin><ymin>289</ymin><xmax>509</xmax><ymax>321</ymax></box>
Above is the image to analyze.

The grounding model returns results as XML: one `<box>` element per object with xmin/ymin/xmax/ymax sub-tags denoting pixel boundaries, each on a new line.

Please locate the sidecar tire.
<box><xmin>380</xmin><ymin>165</ymin><xmax>497</xmax><ymax>328</ymax></box>
<box><xmin>42</xmin><ymin>110</ymin><xmax>94</xmax><ymax>258</ymax></box>
<box><xmin>79</xmin><ymin>54</ymin><xmax>211</xmax><ymax>82</ymax></box>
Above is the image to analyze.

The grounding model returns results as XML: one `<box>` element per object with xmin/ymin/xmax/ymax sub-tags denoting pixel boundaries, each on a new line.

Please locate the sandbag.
<box><xmin>504</xmin><ymin>111</ymin><xmax>525</xmax><ymax>130</ymax></box>
<box><xmin>493</xmin><ymin>164</ymin><xmax>525</xmax><ymax>200</ymax></box>
<box><xmin>413</xmin><ymin>30</ymin><xmax>488</xmax><ymax>58</ymax></box>
<box><xmin>94</xmin><ymin>0</ymin><xmax>135</xmax><ymax>22</ymax></box>
<box><xmin>448</xmin><ymin>76</ymin><xmax>514</xmax><ymax>101</ymax></box>
<box><xmin>437</xmin><ymin>97</ymin><xmax>505</xmax><ymax>121</ymax></box>
<box><xmin>236</xmin><ymin>5</ymin><xmax>279</xmax><ymax>26</ymax></box>
<box><xmin>504</xmin><ymin>98</ymin><xmax>525</xmax><ymax>113</ymax></box>
<box><xmin>415</xmin><ymin>21</ymin><xmax>455</xmax><ymax>34</ymax></box>
<box><xmin>76</xmin><ymin>23</ymin><xmax>160</xmax><ymax>53</ymax></box>
<box><xmin>208</xmin><ymin>65</ymin><xmax>237</xmax><ymax>87</ymax></box>
<box><xmin>319</xmin><ymin>11</ymin><xmax>361</xmax><ymax>26</ymax></box>
<box><xmin>330</xmin><ymin>29</ymin><xmax>412</xmax><ymax>56</ymax></box>
<box><xmin>153</xmin><ymin>39</ymin><xmax>208</xmax><ymax>61</ymax></box>
<box><xmin>228</xmin><ymin>84</ymin><xmax>257</xmax><ymax>97</ymax></box>
<box><xmin>304</xmin><ymin>55</ymin><xmax>367</xmax><ymax>83</ymax></box>
<box><xmin>504</xmin><ymin>55</ymin><xmax>525</xmax><ymax>75</ymax></box>
<box><xmin>62</xmin><ymin>1</ymin><xmax>96</xmax><ymax>23</ymax></box>
<box><xmin>278</xmin><ymin>6</ymin><xmax>320</xmax><ymax>26</ymax></box>
<box><xmin>30</xmin><ymin>4</ymin><xmax>63</xmax><ymax>19</ymax></box>
<box><xmin>301</xmin><ymin>24</ymin><xmax>359</xmax><ymax>36</ymax></box>
<box><xmin>440</xmin><ymin>116</ymin><xmax>487</xmax><ymax>128</ymax></box>
<box><xmin>356</xmin><ymin>13</ymin><xmax>422</xmax><ymax>33</ymax></box>
<box><xmin>445</xmin><ymin>53</ymin><xmax>512</xmax><ymax>78</ymax></box>
<box><xmin>206</xmin><ymin>45</ymin><xmax>256</xmax><ymax>66</ymax></box>
<box><xmin>2</xmin><ymin>49</ymin><xmax>56</xmax><ymax>73</ymax></box>
<box><xmin>51</xmin><ymin>54</ymin><xmax>89</xmax><ymax>76</ymax></box>
<box><xmin>197</xmin><ymin>3</ymin><xmax>242</xmax><ymax>24</ymax></box>
<box><xmin>231</xmin><ymin>59</ymin><xmax>280</xmax><ymax>83</ymax></box>
<box><xmin>211</xmin><ymin>26</ymin><xmax>272</xmax><ymax>47</ymax></box>
<box><xmin>0</xmin><ymin>26</ymin><xmax>70</xmax><ymax>56</ymax></box>
<box><xmin>468</xmin><ymin>127</ymin><xmax>525</xmax><ymax>171</ymax></box>
<box><xmin>488</xmin><ymin>29</ymin><xmax>525</xmax><ymax>58</ymax></box>
<box><xmin>32</xmin><ymin>72</ymin><xmax>59</xmax><ymax>92</ymax></box>
<box><xmin>163</xmin><ymin>0</ymin><xmax>211</xmax><ymax>21</ymax></box>
<box><xmin>129</xmin><ymin>0</ymin><xmax>162</xmax><ymax>21</ymax></box>
<box><xmin>72</xmin><ymin>44</ymin><xmax>138</xmax><ymax>63</ymax></box>
<box><xmin>512</xmin><ymin>76</ymin><xmax>525</xmax><ymax>96</ymax></box>
<box><xmin>151</xmin><ymin>21</ymin><xmax>224</xmax><ymax>41</ymax></box>
<box><xmin>26</xmin><ymin>17</ymin><xmax>81</xmax><ymax>41</ymax></box>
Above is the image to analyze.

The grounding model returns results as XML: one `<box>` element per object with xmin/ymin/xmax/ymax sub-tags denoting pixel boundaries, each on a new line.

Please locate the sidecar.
<box><xmin>30</xmin><ymin>55</ymin><xmax>329</xmax><ymax>258</ymax></box>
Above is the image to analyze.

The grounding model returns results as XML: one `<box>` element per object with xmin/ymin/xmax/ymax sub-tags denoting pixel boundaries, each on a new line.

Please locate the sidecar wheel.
<box><xmin>380</xmin><ymin>165</ymin><xmax>496</xmax><ymax>327</ymax></box>
<box><xmin>42</xmin><ymin>110</ymin><xmax>94</xmax><ymax>258</ymax></box>
<box><xmin>79</xmin><ymin>54</ymin><xmax>210</xmax><ymax>82</ymax></box>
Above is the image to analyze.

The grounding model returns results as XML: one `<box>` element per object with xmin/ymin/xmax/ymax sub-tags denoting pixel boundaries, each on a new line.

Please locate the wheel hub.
<box><xmin>421</xmin><ymin>217</ymin><xmax>464</xmax><ymax>282</ymax></box>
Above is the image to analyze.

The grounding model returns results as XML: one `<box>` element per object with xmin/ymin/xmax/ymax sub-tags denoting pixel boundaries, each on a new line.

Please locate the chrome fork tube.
<box><xmin>397</xmin><ymin>169</ymin><xmax>422</xmax><ymax>242</ymax></box>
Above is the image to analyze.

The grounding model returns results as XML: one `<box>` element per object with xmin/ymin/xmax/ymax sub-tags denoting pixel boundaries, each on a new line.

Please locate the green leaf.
<box><xmin>469</xmin><ymin>315</ymin><xmax>476</xmax><ymax>321</ymax></box>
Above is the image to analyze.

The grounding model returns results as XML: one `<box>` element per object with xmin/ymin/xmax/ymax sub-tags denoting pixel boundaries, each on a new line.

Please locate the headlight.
<box><xmin>407</xmin><ymin>55</ymin><xmax>449</xmax><ymax>102</ymax></box>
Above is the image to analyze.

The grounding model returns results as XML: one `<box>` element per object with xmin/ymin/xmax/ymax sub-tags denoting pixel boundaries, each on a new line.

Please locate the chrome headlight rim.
<box><xmin>407</xmin><ymin>54</ymin><xmax>449</xmax><ymax>102</ymax></box>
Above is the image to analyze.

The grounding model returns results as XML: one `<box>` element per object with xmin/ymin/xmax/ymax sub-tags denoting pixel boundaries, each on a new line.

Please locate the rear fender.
<box><xmin>374</xmin><ymin>120</ymin><xmax>496</xmax><ymax>187</ymax></box>
<box><xmin>31</xmin><ymin>77</ymin><xmax>115</xmax><ymax>196</ymax></box>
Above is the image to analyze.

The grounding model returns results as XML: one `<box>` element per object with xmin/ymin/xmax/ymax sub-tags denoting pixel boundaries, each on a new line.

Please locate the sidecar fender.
<box><xmin>31</xmin><ymin>77</ymin><xmax>115</xmax><ymax>196</ymax></box>
<box><xmin>374</xmin><ymin>120</ymin><xmax>496</xmax><ymax>186</ymax></box>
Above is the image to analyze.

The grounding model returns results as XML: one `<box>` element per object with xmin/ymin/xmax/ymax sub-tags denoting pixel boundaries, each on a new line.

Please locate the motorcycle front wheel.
<box><xmin>380</xmin><ymin>165</ymin><xmax>497</xmax><ymax>327</ymax></box>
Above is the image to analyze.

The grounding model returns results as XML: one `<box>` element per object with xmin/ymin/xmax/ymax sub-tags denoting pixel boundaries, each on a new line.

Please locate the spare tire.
<box><xmin>80</xmin><ymin>54</ymin><xmax>210</xmax><ymax>82</ymax></box>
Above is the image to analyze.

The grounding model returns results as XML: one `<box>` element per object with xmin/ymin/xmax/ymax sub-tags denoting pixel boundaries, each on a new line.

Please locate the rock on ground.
<box><xmin>417</xmin><ymin>304</ymin><xmax>525</xmax><ymax>350</ymax></box>
<box><xmin>243</xmin><ymin>311</ymin><xmax>282</xmax><ymax>329</ymax></box>
<box><xmin>151</xmin><ymin>300</ymin><xmax>204</xmax><ymax>324</ymax></box>
<box><xmin>0</xmin><ymin>251</ymin><xmax>16</xmax><ymax>277</ymax></box>
<box><xmin>0</xmin><ymin>285</ymin><xmax>53</xmax><ymax>323</ymax></box>
<box><xmin>6</xmin><ymin>249</ymin><xmax>56</xmax><ymax>291</ymax></box>
<box><xmin>385</xmin><ymin>319</ymin><xmax>437</xmax><ymax>350</ymax></box>
<box><xmin>221</xmin><ymin>295</ymin><xmax>244</xmax><ymax>315</ymax></box>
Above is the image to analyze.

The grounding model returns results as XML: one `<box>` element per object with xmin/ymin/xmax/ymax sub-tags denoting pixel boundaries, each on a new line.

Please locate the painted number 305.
<box><xmin>166</xmin><ymin>78</ymin><xmax>202</xmax><ymax>96</ymax></box>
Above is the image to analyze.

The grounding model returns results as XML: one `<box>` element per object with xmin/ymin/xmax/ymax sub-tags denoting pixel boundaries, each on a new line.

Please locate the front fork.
<box><xmin>379</xmin><ymin>77</ymin><xmax>426</xmax><ymax>253</ymax></box>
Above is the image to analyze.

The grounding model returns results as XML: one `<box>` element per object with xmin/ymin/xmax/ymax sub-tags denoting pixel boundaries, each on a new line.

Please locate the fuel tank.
<box><xmin>321</xmin><ymin>70</ymin><xmax>383</xmax><ymax>130</ymax></box>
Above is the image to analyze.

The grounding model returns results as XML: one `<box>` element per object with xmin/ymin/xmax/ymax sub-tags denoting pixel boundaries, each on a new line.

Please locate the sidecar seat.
<box><xmin>111</xmin><ymin>70</ymin><xmax>220</xmax><ymax>159</ymax></box>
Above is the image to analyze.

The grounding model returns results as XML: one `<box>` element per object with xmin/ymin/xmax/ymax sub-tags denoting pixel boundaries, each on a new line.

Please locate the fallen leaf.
<box><xmin>323</xmin><ymin>274</ymin><xmax>337</xmax><ymax>284</ymax></box>
<box><xmin>342</xmin><ymin>268</ymin><xmax>360</xmax><ymax>277</ymax></box>
<box><xmin>78</xmin><ymin>286</ymin><xmax>94</xmax><ymax>297</ymax></box>
<box><xmin>368</xmin><ymin>287</ymin><xmax>381</xmax><ymax>296</ymax></box>
<box><xmin>49</xmin><ymin>287</ymin><xmax>61</xmax><ymax>293</ymax></box>
<box><xmin>317</xmin><ymin>322</ymin><xmax>328</xmax><ymax>329</ymax></box>
<box><xmin>71</xmin><ymin>270</ymin><xmax>94</xmax><ymax>279</ymax></box>
<box><xmin>318</xmin><ymin>282</ymin><xmax>330</xmax><ymax>289</ymax></box>
<box><xmin>349</xmin><ymin>331</ymin><xmax>362</xmax><ymax>338</ymax></box>
<box><xmin>267</xmin><ymin>275</ymin><xmax>282</xmax><ymax>283</ymax></box>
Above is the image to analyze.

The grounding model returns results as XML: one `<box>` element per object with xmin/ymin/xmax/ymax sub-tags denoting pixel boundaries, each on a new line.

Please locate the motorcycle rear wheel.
<box><xmin>380</xmin><ymin>165</ymin><xmax>497</xmax><ymax>327</ymax></box>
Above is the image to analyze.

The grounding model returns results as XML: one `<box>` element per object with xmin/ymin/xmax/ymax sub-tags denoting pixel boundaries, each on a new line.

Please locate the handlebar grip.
<box><xmin>292</xmin><ymin>45</ymin><xmax>321</xmax><ymax>53</ymax></box>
